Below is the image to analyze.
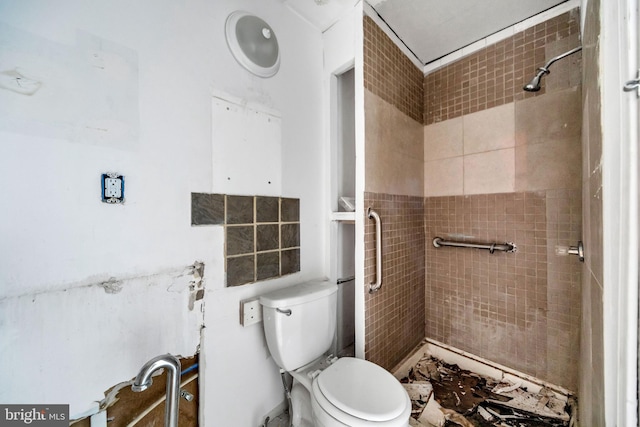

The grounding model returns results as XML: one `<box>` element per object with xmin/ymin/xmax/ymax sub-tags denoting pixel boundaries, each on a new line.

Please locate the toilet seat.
<box><xmin>311</xmin><ymin>357</ymin><xmax>411</xmax><ymax>426</ymax></box>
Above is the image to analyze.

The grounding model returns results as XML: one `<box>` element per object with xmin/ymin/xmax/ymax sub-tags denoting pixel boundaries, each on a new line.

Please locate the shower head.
<box><xmin>523</xmin><ymin>68</ymin><xmax>549</xmax><ymax>92</ymax></box>
<box><xmin>523</xmin><ymin>46</ymin><xmax>582</xmax><ymax>92</ymax></box>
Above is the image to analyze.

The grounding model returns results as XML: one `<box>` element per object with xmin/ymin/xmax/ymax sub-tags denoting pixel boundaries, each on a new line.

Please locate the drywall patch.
<box><xmin>0</xmin><ymin>68</ymin><xmax>41</xmax><ymax>95</ymax></box>
<box><xmin>211</xmin><ymin>96</ymin><xmax>282</xmax><ymax>195</ymax></box>
<box><xmin>0</xmin><ymin>23</ymin><xmax>139</xmax><ymax>148</ymax></box>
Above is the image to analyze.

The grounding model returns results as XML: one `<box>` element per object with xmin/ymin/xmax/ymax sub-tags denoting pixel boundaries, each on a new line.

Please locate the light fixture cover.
<box><xmin>225</xmin><ymin>11</ymin><xmax>280</xmax><ymax>78</ymax></box>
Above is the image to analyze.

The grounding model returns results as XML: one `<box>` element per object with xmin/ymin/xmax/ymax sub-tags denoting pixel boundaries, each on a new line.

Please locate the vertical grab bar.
<box><xmin>368</xmin><ymin>207</ymin><xmax>382</xmax><ymax>293</ymax></box>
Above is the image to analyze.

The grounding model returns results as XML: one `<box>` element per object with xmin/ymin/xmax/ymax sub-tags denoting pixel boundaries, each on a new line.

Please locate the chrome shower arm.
<box><xmin>524</xmin><ymin>46</ymin><xmax>582</xmax><ymax>92</ymax></box>
<box><xmin>542</xmin><ymin>46</ymin><xmax>582</xmax><ymax>71</ymax></box>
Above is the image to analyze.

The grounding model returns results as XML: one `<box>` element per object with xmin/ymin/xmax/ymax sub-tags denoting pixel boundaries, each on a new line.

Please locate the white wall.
<box><xmin>200</xmin><ymin>1</ymin><xmax>328</xmax><ymax>425</ymax></box>
<box><xmin>598</xmin><ymin>0</ymin><xmax>640</xmax><ymax>425</ymax></box>
<box><xmin>0</xmin><ymin>0</ymin><xmax>327</xmax><ymax>423</ymax></box>
<box><xmin>322</xmin><ymin>3</ymin><xmax>365</xmax><ymax>359</ymax></box>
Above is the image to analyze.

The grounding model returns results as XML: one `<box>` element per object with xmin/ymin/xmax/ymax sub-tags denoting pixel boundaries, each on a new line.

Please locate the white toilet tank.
<box><xmin>260</xmin><ymin>281</ymin><xmax>338</xmax><ymax>371</ymax></box>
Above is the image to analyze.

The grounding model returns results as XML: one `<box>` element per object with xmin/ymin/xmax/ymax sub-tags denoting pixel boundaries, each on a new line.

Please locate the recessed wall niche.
<box><xmin>191</xmin><ymin>193</ymin><xmax>300</xmax><ymax>286</ymax></box>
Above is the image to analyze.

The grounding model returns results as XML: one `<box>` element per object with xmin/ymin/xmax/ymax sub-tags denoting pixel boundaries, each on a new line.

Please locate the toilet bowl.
<box><xmin>260</xmin><ymin>281</ymin><xmax>411</xmax><ymax>427</ymax></box>
<box><xmin>309</xmin><ymin>357</ymin><xmax>411</xmax><ymax>426</ymax></box>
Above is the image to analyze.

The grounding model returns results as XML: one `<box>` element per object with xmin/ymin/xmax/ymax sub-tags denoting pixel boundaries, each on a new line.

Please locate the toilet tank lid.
<box><xmin>259</xmin><ymin>280</ymin><xmax>337</xmax><ymax>308</ymax></box>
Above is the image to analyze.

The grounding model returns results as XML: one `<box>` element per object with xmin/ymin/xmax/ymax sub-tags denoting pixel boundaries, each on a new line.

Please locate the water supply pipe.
<box><xmin>131</xmin><ymin>354</ymin><xmax>181</xmax><ymax>427</ymax></box>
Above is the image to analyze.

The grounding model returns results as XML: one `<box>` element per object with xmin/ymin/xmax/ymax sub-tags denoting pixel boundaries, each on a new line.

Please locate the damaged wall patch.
<box><xmin>99</xmin><ymin>278</ymin><xmax>122</xmax><ymax>294</ymax></box>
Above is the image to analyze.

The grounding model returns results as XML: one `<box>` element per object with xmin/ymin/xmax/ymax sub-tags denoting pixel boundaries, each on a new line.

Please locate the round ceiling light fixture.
<box><xmin>225</xmin><ymin>11</ymin><xmax>280</xmax><ymax>78</ymax></box>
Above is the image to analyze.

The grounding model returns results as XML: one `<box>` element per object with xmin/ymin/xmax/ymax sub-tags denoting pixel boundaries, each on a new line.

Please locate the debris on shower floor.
<box><xmin>265</xmin><ymin>411</ymin><xmax>289</xmax><ymax>427</ymax></box>
<box><xmin>400</xmin><ymin>354</ymin><xmax>572</xmax><ymax>427</ymax></box>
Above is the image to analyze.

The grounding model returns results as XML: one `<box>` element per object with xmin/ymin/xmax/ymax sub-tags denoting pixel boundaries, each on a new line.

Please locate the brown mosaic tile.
<box><xmin>424</xmin><ymin>9</ymin><xmax>581</xmax><ymax>125</ymax></box>
<box><xmin>424</xmin><ymin>191</ymin><xmax>580</xmax><ymax>390</ymax></box>
<box><xmin>364</xmin><ymin>16</ymin><xmax>424</xmax><ymax>124</ymax></box>
<box><xmin>364</xmin><ymin>192</ymin><xmax>425</xmax><ymax>370</ymax></box>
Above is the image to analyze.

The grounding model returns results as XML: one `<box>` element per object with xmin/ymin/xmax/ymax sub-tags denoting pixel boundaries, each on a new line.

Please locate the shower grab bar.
<box><xmin>432</xmin><ymin>237</ymin><xmax>517</xmax><ymax>254</ymax></box>
<box><xmin>368</xmin><ymin>208</ymin><xmax>383</xmax><ymax>293</ymax></box>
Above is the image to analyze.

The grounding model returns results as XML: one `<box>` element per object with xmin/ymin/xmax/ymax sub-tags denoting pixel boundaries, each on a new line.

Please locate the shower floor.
<box><xmin>393</xmin><ymin>340</ymin><xmax>575</xmax><ymax>427</ymax></box>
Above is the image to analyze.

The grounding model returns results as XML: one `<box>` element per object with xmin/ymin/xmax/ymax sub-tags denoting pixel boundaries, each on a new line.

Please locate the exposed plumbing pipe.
<box><xmin>181</xmin><ymin>363</ymin><xmax>199</xmax><ymax>376</ymax></box>
<box><xmin>127</xmin><ymin>374</ymin><xmax>198</xmax><ymax>427</ymax></box>
<box><xmin>131</xmin><ymin>354</ymin><xmax>181</xmax><ymax>427</ymax></box>
<box><xmin>279</xmin><ymin>369</ymin><xmax>293</xmax><ymax>427</ymax></box>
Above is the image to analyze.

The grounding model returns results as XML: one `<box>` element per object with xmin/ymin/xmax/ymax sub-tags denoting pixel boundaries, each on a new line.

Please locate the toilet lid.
<box><xmin>315</xmin><ymin>357</ymin><xmax>407</xmax><ymax>422</ymax></box>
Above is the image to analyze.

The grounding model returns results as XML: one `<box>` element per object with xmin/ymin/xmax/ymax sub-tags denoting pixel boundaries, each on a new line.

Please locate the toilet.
<box><xmin>260</xmin><ymin>280</ymin><xmax>411</xmax><ymax>427</ymax></box>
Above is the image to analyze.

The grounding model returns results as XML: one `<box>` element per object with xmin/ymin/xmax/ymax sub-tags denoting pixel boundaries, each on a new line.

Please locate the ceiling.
<box><xmin>284</xmin><ymin>0</ymin><xmax>571</xmax><ymax>65</ymax></box>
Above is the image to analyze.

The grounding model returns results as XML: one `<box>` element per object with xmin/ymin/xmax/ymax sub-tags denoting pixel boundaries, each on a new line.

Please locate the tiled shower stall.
<box><xmin>363</xmin><ymin>9</ymin><xmax>583</xmax><ymax>392</ymax></box>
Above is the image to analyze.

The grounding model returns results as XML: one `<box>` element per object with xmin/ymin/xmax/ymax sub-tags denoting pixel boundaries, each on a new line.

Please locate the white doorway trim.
<box><xmin>601</xmin><ymin>0</ymin><xmax>639</xmax><ymax>424</ymax></box>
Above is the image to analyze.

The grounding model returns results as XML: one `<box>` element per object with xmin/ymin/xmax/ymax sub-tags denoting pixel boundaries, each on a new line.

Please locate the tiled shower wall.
<box><xmin>364</xmin><ymin>193</ymin><xmax>425</xmax><ymax>369</ymax></box>
<box><xmin>425</xmin><ymin>190</ymin><xmax>581</xmax><ymax>387</ymax></box>
<box><xmin>579</xmin><ymin>0</ymin><xmax>605</xmax><ymax>423</ymax></box>
<box><xmin>424</xmin><ymin>10</ymin><xmax>581</xmax><ymax>125</ymax></box>
<box><xmin>363</xmin><ymin>15</ymin><xmax>425</xmax><ymax>370</ymax></box>
<box><xmin>423</xmin><ymin>9</ymin><xmax>582</xmax><ymax>391</ymax></box>
<box><xmin>363</xmin><ymin>9</ymin><xmax>583</xmax><ymax>389</ymax></box>
<box><xmin>364</xmin><ymin>16</ymin><xmax>423</xmax><ymax>124</ymax></box>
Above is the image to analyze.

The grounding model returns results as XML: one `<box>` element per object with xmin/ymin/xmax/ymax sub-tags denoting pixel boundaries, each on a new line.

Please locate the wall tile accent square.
<box><xmin>191</xmin><ymin>193</ymin><xmax>224</xmax><ymax>225</ymax></box>
<box><xmin>281</xmin><ymin>249</ymin><xmax>300</xmax><ymax>275</ymax></box>
<box><xmin>226</xmin><ymin>226</ymin><xmax>254</xmax><ymax>256</ymax></box>
<box><xmin>256</xmin><ymin>196</ymin><xmax>279</xmax><ymax>223</ymax></box>
<box><xmin>227</xmin><ymin>255</ymin><xmax>255</xmax><ymax>287</ymax></box>
<box><xmin>281</xmin><ymin>198</ymin><xmax>300</xmax><ymax>222</ymax></box>
<box><xmin>226</xmin><ymin>195</ymin><xmax>254</xmax><ymax>224</ymax></box>
<box><xmin>257</xmin><ymin>224</ymin><xmax>279</xmax><ymax>252</ymax></box>
<box><xmin>281</xmin><ymin>223</ymin><xmax>300</xmax><ymax>249</ymax></box>
<box><xmin>191</xmin><ymin>193</ymin><xmax>300</xmax><ymax>287</ymax></box>
<box><xmin>257</xmin><ymin>252</ymin><xmax>280</xmax><ymax>281</ymax></box>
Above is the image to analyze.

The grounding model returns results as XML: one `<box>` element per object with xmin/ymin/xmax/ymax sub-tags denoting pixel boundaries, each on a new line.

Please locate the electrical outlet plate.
<box><xmin>101</xmin><ymin>173</ymin><xmax>125</xmax><ymax>204</ymax></box>
<box><xmin>240</xmin><ymin>298</ymin><xmax>262</xmax><ymax>326</ymax></box>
